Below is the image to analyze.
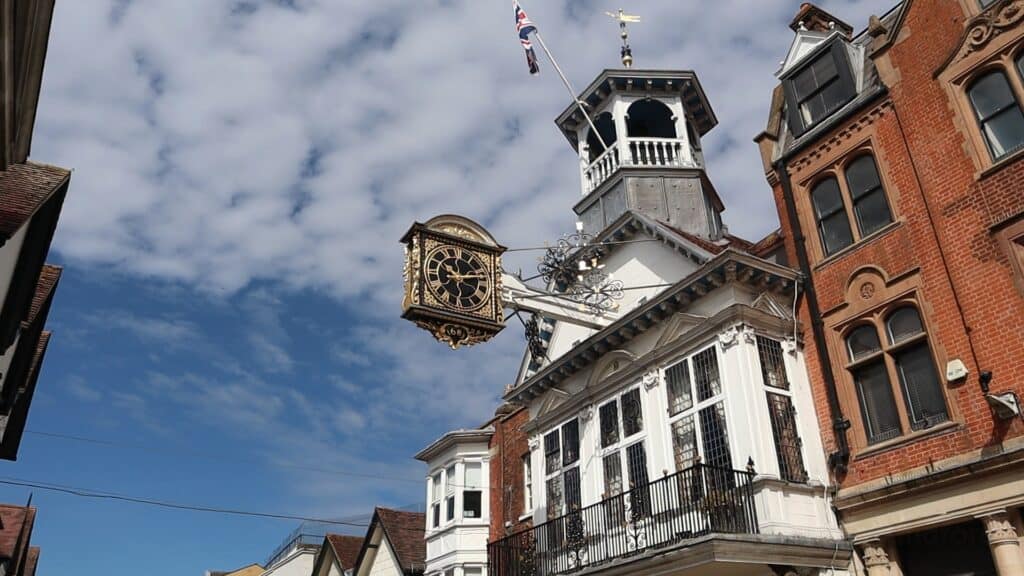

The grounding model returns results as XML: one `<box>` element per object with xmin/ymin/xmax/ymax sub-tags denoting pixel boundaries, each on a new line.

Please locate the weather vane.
<box><xmin>605</xmin><ymin>9</ymin><xmax>641</xmax><ymax>68</ymax></box>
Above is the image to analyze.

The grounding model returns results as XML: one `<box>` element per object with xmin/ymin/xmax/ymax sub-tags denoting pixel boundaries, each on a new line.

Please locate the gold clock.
<box><xmin>424</xmin><ymin>244</ymin><xmax>492</xmax><ymax>311</ymax></box>
<box><xmin>400</xmin><ymin>215</ymin><xmax>506</xmax><ymax>349</ymax></box>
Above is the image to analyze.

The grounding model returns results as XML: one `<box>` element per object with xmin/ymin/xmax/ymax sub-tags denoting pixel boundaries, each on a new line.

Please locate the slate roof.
<box><xmin>326</xmin><ymin>534</ymin><xmax>364</xmax><ymax>569</ymax></box>
<box><xmin>0</xmin><ymin>162</ymin><xmax>69</xmax><ymax>238</ymax></box>
<box><xmin>375</xmin><ymin>508</ymin><xmax>425</xmax><ymax>575</ymax></box>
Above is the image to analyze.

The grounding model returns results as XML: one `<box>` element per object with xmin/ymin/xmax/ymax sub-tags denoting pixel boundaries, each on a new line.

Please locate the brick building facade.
<box><xmin>487</xmin><ymin>404</ymin><xmax>531</xmax><ymax>543</ymax></box>
<box><xmin>756</xmin><ymin>1</ymin><xmax>1024</xmax><ymax>574</ymax></box>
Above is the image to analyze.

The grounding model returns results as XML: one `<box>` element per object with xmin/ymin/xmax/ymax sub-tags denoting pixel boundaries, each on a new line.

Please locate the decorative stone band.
<box><xmin>979</xmin><ymin>510</ymin><xmax>1021</xmax><ymax>546</ymax></box>
<box><xmin>858</xmin><ymin>539</ymin><xmax>890</xmax><ymax>569</ymax></box>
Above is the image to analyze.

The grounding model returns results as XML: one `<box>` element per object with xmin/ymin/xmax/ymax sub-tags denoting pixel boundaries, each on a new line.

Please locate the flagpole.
<box><xmin>528</xmin><ymin>29</ymin><xmax>611</xmax><ymax>154</ymax></box>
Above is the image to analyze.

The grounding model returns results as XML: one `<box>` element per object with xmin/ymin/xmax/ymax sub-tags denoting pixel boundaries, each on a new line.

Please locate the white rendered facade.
<box><xmin>489</xmin><ymin>68</ymin><xmax>853</xmax><ymax>575</ymax></box>
<box><xmin>416</xmin><ymin>430</ymin><xmax>493</xmax><ymax>576</ymax></box>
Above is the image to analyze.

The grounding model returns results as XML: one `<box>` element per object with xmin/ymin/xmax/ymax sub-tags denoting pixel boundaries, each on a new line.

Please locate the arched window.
<box><xmin>844</xmin><ymin>305</ymin><xmax>948</xmax><ymax>446</ymax></box>
<box><xmin>586</xmin><ymin>112</ymin><xmax>617</xmax><ymax>163</ymax></box>
<box><xmin>626</xmin><ymin>100</ymin><xmax>677</xmax><ymax>139</ymax></box>
<box><xmin>845</xmin><ymin>155</ymin><xmax>893</xmax><ymax>237</ymax></box>
<box><xmin>968</xmin><ymin>71</ymin><xmax>1024</xmax><ymax>159</ymax></box>
<box><xmin>811</xmin><ymin>177</ymin><xmax>854</xmax><ymax>256</ymax></box>
<box><xmin>885</xmin><ymin>307</ymin><xmax>947</xmax><ymax>431</ymax></box>
<box><xmin>846</xmin><ymin>325</ymin><xmax>901</xmax><ymax>444</ymax></box>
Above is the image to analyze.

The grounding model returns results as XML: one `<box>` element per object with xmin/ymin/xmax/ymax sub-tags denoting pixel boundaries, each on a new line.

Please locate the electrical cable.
<box><xmin>504</xmin><ymin>238</ymin><xmax>661</xmax><ymax>253</ymax></box>
<box><xmin>23</xmin><ymin>429</ymin><xmax>489</xmax><ymax>489</ymax></box>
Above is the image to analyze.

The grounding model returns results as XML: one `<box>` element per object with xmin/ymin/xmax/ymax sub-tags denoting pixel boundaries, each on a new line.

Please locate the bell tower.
<box><xmin>555</xmin><ymin>70</ymin><xmax>724</xmax><ymax>240</ymax></box>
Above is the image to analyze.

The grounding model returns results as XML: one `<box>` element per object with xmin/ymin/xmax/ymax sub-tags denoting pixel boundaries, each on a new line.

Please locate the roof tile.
<box><xmin>0</xmin><ymin>162</ymin><xmax>69</xmax><ymax>238</ymax></box>
<box><xmin>376</xmin><ymin>508</ymin><xmax>425</xmax><ymax>574</ymax></box>
<box><xmin>326</xmin><ymin>534</ymin><xmax>364</xmax><ymax>569</ymax></box>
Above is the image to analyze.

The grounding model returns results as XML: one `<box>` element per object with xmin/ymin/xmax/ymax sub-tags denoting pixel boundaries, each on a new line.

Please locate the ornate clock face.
<box><xmin>424</xmin><ymin>244</ymin><xmax>492</xmax><ymax>311</ymax></box>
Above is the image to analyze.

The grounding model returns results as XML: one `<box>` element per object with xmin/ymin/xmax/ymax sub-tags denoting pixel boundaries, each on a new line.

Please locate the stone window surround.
<box><xmin>995</xmin><ymin>216</ymin><xmax>1024</xmax><ymax>297</ymax></box>
<box><xmin>940</xmin><ymin>13</ymin><xmax>1024</xmax><ymax>177</ymax></box>
<box><xmin>795</xmin><ymin>139</ymin><xmax>900</xmax><ymax>265</ymax></box>
<box><xmin>823</xmin><ymin>266</ymin><xmax>961</xmax><ymax>457</ymax></box>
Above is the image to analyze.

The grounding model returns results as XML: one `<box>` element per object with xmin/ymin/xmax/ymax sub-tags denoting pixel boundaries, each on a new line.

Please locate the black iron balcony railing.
<box><xmin>488</xmin><ymin>464</ymin><xmax>757</xmax><ymax>576</ymax></box>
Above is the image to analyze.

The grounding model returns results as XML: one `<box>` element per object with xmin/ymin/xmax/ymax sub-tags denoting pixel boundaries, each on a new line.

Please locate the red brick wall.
<box><xmin>769</xmin><ymin>1</ymin><xmax>1024</xmax><ymax>490</ymax></box>
<box><xmin>488</xmin><ymin>405</ymin><xmax>532</xmax><ymax>542</ymax></box>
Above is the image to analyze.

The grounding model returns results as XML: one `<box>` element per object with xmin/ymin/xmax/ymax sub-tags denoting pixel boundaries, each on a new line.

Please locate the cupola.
<box><xmin>555</xmin><ymin>70</ymin><xmax>725</xmax><ymax>240</ymax></box>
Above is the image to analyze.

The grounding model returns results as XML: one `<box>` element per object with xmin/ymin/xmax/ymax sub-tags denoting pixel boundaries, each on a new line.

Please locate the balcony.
<box><xmin>582</xmin><ymin>138</ymin><xmax>700</xmax><ymax>195</ymax></box>
<box><xmin>488</xmin><ymin>465</ymin><xmax>757</xmax><ymax>576</ymax></box>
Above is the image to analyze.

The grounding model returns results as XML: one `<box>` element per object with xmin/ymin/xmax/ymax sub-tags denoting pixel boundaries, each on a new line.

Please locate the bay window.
<box><xmin>756</xmin><ymin>336</ymin><xmax>808</xmax><ymax>483</ymax></box>
<box><xmin>463</xmin><ymin>462</ymin><xmax>482</xmax><ymax>519</ymax></box>
<box><xmin>430</xmin><ymin>472</ymin><xmax>442</xmax><ymax>528</ymax></box>
<box><xmin>599</xmin><ymin>387</ymin><xmax>649</xmax><ymax>520</ymax></box>
<box><xmin>544</xmin><ymin>418</ymin><xmax>581</xmax><ymax>519</ymax></box>
<box><xmin>666</xmin><ymin>345</ymin><xmax>734</xmax><ymax>494</ymax></box>
<box><xmin>445</xmin><ymin>464</ymin><xmax>456</xmax><ymax>522</ymax></box>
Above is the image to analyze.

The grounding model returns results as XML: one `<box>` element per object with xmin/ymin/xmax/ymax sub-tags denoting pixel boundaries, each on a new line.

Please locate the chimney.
<box><xmin>789</xmin><ymin>3</ymin><xmax>854</xmax><ymax>38</ymax></box>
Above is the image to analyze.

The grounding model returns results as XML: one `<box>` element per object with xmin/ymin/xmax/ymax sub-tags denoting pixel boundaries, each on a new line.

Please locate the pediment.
<box><xmin>585</xmin><ymin>350</ymin><xmax>637</xmax><ymax>389</ymax></box>
<box><xmin>777</xmin><ymin>30</ymin><xmax>833</xmax><ymax>77</ymax></box>
<box><xmin>654</xmin><ymin>312</ymin><xmax>708</xmax><ymax>349</ymax></box>
<box><xmin>937</xmin><ymin>0</ymin><xmax>1024</xmax><ymax>77</ymax></box>
<box><xmin>752</xmin><ymin>291</ymin><xmax>794</xmax><ymax>320</ymax></box>
<box><xmin>536</xmin><ymin>387</ymin><xmax>571</xmax><ymax>419</ymax></box>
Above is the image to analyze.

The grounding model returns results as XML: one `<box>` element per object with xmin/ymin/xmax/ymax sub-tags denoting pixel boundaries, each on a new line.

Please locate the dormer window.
<box><xmin>783</xmin><ymin>41</ymin><xmax>857</xmax><ymax>135</ymax></box>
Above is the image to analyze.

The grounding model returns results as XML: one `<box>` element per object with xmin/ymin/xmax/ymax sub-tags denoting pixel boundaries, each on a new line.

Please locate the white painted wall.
<box><xmin>368</xmin><ymin>536</ymin><xmax>402</xmax><ymax>576</ymax></box>
<box><xmin>0</xmin><ymin>222</ymin><xmax>28</xmax><ymax>400</ymax></box>
<box><xmin>422</xmin><ymin>439</ymin><xmax>491</xmax><ymax>576</ymax></box>
<box><xmin>262</xmin><ymin>548</ymin><xmax>316</xmax><ymax>576</ymax></box>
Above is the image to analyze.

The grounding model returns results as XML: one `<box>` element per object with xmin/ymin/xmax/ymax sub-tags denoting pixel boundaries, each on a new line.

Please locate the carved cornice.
<box><xmin>788</xmin><ymin>100</ymin><xmax>892</xmax><ymax>177</ymax></box>
<box><xmin>945</xmin><ymin>0</ymin><xmax>1024</xmax><ymax>71</ymax></box>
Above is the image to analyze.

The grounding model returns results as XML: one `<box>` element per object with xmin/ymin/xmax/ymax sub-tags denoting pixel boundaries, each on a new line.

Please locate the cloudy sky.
<box><xmin>0</xmin><ymin>0</ymin><xmax>895</xmax><ymax>574</ymax></box>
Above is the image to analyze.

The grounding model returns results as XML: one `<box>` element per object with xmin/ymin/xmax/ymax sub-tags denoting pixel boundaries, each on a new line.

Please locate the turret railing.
<box><xmin>582</xmin><ymin>137</ymin><xmax>700</xmax><ymax>194</ymax></box>
<box><xmin>488</xmin><ymin>464</ymin><xmax>757</xmax><ymax>576</ymax></box>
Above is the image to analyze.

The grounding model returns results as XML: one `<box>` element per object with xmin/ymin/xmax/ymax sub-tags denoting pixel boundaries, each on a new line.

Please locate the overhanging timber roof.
<box><xmin>555</xmin><ymin>69</ymin><xmax>718</xmax><ymax>151</ymax></box>
<box><xmin>503</xmin><ymin>249</ymin><xmax>799</xmax><ymax>403</ymax></box>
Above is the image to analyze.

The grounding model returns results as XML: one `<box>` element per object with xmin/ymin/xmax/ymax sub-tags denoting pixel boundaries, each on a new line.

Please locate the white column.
<box><xmin>981</xmin><ymin>510</ymin><xmax>1024</xmax><ymax>576</ymax></box>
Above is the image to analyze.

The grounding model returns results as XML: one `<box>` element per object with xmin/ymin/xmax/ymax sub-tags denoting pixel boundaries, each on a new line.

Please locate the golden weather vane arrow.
<box><xmin>605</xmin><ymin>8</ymin><xmax>641</xmax><ymax>67</ymax></box>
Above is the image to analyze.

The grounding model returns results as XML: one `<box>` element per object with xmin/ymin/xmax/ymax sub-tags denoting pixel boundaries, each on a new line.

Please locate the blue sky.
<box><xmin>0</xmin><ymin>0</ymin><xmax>893</xmax><ymax>574</ymax></box>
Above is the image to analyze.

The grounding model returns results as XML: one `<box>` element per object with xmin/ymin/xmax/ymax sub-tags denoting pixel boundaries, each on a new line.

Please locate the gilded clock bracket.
<box><xmin>500</xmin><ymin>272</ymin><xmax>617</xmax><ymax>331</ymax></box>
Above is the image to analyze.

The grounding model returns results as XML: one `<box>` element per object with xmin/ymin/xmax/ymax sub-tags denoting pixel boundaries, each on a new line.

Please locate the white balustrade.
<box><xmin>583</xmin><ymin>145</ymin><xmax>620</xmax><ymax>194</ymax></box>
<box><xmin>582</xmin><ymin>137</ymin><xmax>699</xmax><ymax>194</ymax></box>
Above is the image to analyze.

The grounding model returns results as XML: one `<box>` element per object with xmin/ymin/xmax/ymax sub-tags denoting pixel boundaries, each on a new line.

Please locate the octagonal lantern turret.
<box><xmin>555</xmin><ymin>70</ymin><xmax>725</xmax><ymax>240</ymax></box>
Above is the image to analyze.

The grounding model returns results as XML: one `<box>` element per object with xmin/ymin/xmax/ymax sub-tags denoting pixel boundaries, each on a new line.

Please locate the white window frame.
<box><xmin>462</xmin><ymin>460</ymin><xmax>484</xmax><ymax>520</ymax></box>
<box><xmin>754</xmin><ymin>334</ymin><xmax>809</xmax><ymax>483</ymax></box>
<box><xmin>664</xmin><ymin>343</ymin><xmax>731</xmax><ymax>473</ymax></box>
<box><xmin>597</xmin><ymin>385</ymin><xmax>649</xmax><ymax>501</ymax></box>
<box><xmin>522</xmin><ymin>453</ymin><xmax>533</xmax><ymax>516</ymax></box>
<box><xmin>444</xmin><ymin>463</ymin><xmax>457</xmax><ymax>524</ymax></box>
<box><xmin>430</xmin><ymin>472</ymin><xmax>442</xmax><ymax>529</ymax></box>
<box><xmin>541</xmin><ymin>417</ymin><xmax>581</xmax><ymax>519</ymax></box>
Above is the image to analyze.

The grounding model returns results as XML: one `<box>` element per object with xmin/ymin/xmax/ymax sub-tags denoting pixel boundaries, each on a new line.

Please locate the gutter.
<box><xmin>773</xmin><ymin>159</ymin><xmax>851</xmax><ymax>474</ymax></box>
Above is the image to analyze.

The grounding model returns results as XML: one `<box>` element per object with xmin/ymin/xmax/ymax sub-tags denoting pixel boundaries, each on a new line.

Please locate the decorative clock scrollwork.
<box><xmin>523</xmin><ymin>315</ymin><xmax>547</xmax><ymax>365</ymax></box>
<box><xmin>537</xmin><ymin>227</ymin><xmax>599</xmax><ymax>289</ymax></box>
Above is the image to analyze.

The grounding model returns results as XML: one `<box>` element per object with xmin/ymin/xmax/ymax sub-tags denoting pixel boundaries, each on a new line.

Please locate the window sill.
<box><xmin>518</xmin><ymin>513</ymin><xmax>533</xmax><ymax>522</ymax></box>
<box><xmin>813</xmin><ymin>220</ymin><xmax>902</xmax><ymax>271</ymax></box>
<box><xmin>977</xmin><ymin>145</ymin><xmax>1024</xmax><ymax>180</ymax></box>
<box><xmin>853</xmin><ymin>420</ymin><xmax>960</xmax><ymax>460</ymax></box>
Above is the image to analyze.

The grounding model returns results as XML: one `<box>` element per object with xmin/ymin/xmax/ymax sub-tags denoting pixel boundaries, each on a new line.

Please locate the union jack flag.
<box><xmin>514</xmin><ymin>2</ymin><xmax>540</xmax><ymax>75</ymax></box>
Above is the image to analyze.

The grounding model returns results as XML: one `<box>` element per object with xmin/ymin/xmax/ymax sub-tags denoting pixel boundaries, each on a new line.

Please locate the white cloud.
<box><xmin>38</xmin><ymin>0</ymin><xmax>896</xmax><ymax>304</ymax></box>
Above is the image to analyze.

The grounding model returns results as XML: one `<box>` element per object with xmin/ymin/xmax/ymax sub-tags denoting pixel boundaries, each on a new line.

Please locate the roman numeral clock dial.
<box><xmin>401</xmin><ymin>215</ymin><xmax>506</xmax><ymax>349</ymax></box>
<box><xmin>425</xmin><ymin>245</ymin><xmax>491</xmax><ymax>311</ymax></box>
